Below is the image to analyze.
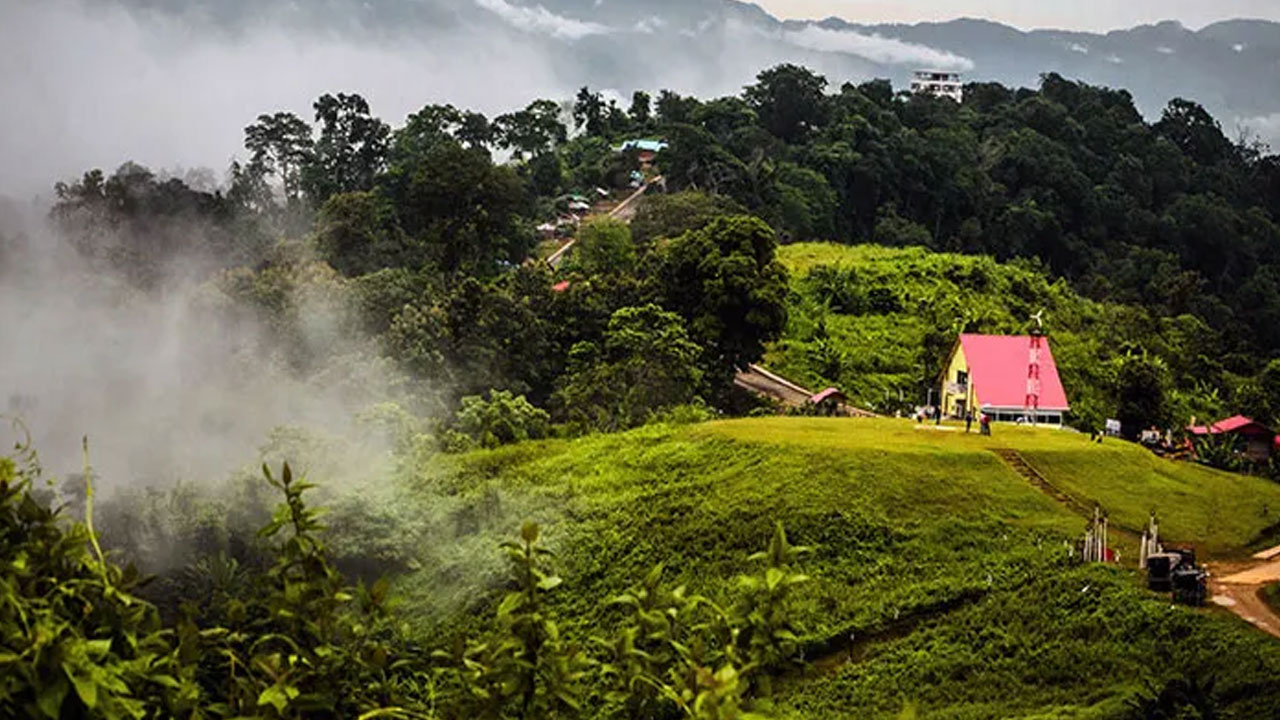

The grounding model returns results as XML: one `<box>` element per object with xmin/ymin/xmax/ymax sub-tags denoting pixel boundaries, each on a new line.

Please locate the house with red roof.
<box><xmin>1187</xmin><ymin>415</ymin><xmax>1276</xmax><ymax>463</ymax></box>
<box><xmin>938</xmin><ymin>334</ymin><xmax>1070</xmax><ymax>426</ymax></box>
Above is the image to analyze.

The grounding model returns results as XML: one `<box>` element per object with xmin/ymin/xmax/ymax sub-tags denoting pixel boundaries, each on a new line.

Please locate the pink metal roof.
<box><xmin>810</xmin><ymin>387</ymin><xmax>845</xmax><ymax>404</ymax></box>
<box><xmin>1210</xmin><ymin>415</ymin><xmax>1272</xmax><ymax>435</ymax></box>
<box><xmin>959</xmin><ymin>334</ymin><xmax>1070</xmax><ymax>411</ymax></box>
<box><xmin>1190</xmin><ymin>415</ymin><xmax>1275</xmax><ymax>436</ymax></box>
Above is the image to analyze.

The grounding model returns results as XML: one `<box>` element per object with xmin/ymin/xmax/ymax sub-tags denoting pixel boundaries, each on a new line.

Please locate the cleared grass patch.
<box><xmin>700</xmin><ymin>417</ymin><xmax>1280</xmax><ymax>557</ymax></box>
<box><xmin>394</xmin><ymin>417</ymin><xmax>1280</xmax><ymax>718</ymax></box>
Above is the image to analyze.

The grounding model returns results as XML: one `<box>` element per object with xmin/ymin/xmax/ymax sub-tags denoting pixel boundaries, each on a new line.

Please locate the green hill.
<box><xmin>396</xmin><ymin>416</ymin><xmax>1280</xmax><ymax>719</ymax></box>
<box><xmin>766</xmin><ymin>243</ymin><xmax>1230</xmax><ymax>431</ymax></box>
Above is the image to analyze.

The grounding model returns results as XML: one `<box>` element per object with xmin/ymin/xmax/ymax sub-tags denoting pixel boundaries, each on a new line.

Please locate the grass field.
<box><xmin>702</xmin><ymin>417</ymin><xmax>1280</xmax><ymax>556</ymax></box>
<box><xmin>393</xmin><ymin>416</ymin><xmax>1280</xmax><ymax>718</ymax></box>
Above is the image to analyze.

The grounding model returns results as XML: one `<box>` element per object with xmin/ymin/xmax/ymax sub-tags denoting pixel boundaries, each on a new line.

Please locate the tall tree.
<box><xmin>629</xmin><ymin>91</ymin><xmax>652</xmax><ymax>128</ymax></box>
<box><xmin>573</xmin><ymin>86</ymin><xmax>607</xmax><ymax>137</ymax></box>
<box><xmin>302</xmin><ymin>93</ymin><xmax>390</xmax><ymax>204</ymax></box>
<box><xmin>243</xmin><ymin>111</ymin><xmax>314</xmax><ymax>206</ymax></box>
<box><xmin>744</xmin><ymin>64</ymin><xmax>829</xmax><ymax>144</ymax></box>
<box><xmin>656</xmin><ymin>216</ymin><xmax>789</xmax><ymax>392</ymax></box>
<box><xmin>494</xmin><ymin>100</ymin><xmax>567</xmax><ymax>160</ymax></box>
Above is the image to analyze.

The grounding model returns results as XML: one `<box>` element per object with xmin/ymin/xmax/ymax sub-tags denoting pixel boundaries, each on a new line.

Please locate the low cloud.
<box><xmin>780</xmin><ymin>25</ymin><xmax>975</xmax><ymax>71</ymax></box>
<box><xmin>474</xmin><ymin>0</ymin><xmax>612</xmax><ymax>40</ymax></box>
<box><xmin>0</xmin><ymin>0</ymin><xmax>569</xmax><ymax>198</ymax></box>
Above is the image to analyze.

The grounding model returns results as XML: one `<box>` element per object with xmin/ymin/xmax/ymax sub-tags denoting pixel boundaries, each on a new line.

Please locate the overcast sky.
<box><xmin>756</xmin><ymin>0</ymin><xmax>1280</xmax><ymax>32</ymax></box>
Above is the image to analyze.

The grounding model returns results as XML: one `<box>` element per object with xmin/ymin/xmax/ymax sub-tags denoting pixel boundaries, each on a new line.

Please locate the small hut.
<box><xmin>1187</xmin><ymin>415</ymin><xmax>1276</xmax><ymax>463</ymax></box>
<box><xmin>809</xmin><ymin>388</ymin><xmax>849</xmax><ymax>417</ymax></box>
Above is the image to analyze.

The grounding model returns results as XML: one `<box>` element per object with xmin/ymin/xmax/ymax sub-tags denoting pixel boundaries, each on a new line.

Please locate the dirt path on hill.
<box><xmin>1209</xmin><ymin>556</ymin><xmax>1280</xmax><ymax>639</ymax></box>
<box><xmin>990</xmin><ymin>449</ymin><xmax>1280</xmax><ymax>640</ymax></box>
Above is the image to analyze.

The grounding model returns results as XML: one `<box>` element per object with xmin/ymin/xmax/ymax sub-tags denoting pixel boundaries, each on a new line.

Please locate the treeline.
<box><xmin>39</xmin><ymin>65</ymin><xmax>1280</xmax><ymax>434</ymax></box>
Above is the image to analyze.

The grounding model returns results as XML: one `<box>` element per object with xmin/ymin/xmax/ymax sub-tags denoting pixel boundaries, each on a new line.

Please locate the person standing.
<box><xmin>965</xmin><ymin>411</ymin><xmax>974</xmax><ymax>433</ymax></box>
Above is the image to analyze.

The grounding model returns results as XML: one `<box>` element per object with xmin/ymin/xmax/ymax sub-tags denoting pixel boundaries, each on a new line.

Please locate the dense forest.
<box><xmin>16</xmin><ymin>67</ymin><xmax>1280</xmax><ymax>438</ymax></box>
<box><xmin>5</xmin><ymin>64</ymin><xmax>1280</xmax><ymax>717</ymax></box>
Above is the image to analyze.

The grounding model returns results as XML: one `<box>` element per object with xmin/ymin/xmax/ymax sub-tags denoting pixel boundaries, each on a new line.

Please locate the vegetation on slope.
<box><xmin>393</xmin><ymin>417</ymin><xmax>1280</xmax><ymax>718</ymax></box>
<box><xmin>769</xmin><ymin>242</ymin><xmax>1234</xmax><ymax>432</ymax></box>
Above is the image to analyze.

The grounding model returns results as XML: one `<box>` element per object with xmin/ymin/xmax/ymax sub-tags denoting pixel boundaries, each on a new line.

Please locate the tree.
<box><xmin>656</xmin><ymin>216</ymin><xmax>789</xmax><ymax>392</ymax></box>
<box><xmin>656</xmin><ymin>89</ymin><xmax>701</xmax><ymax>125</ymax></box>
<box><xmin>873</xmin><ymin>205</ymin><xmax>932</xmax><ymax>248</ymax></box>
<box><xmin>243</xmin><ymin>111</ymin><xmax>314</xmax><ymax>206</ymax></box>
<box><xmin>443</xmin><ymin>390</ymin><xmax>550</xmax><ymax>451</ymax></box>
<box><xmin>302</xmin><ymin>92</ymin><xmax>390</xmax><ymax>204</ymax></box>
<box><xmin>743</xmin><ymin>64</ymin><xmax>829</xmax><ymax>143</ymax></box>
<box><xmin>1116</xmin><ymin>355</ymin><xmax>1171</xmax><ymax>439</ymax></box>
<box><xmin>494</xmin><ymin>99</ymin><xmax>567</xmax><ymax>160</ymax></box>
<box><xmin>574</xmin><ymin>86</ymin><xmax>607</xmax><ymax>137</ymax></box>
<box><xmin>629</xmin><ymin>90</ymin><xmax>652</xmax><ymax>127</ymax></box>
<box><xmin>556</xmin><ymin>304</ymin><xmax>704</xmax><ymax>430</ymax></box>
<box><xmin>629</xmin><ymin>191</ymin><xmax>746</xmax><ymax>246</ymax></box>
<box><xmin>315</xmin><ymin>191</ymin><xmax>415</xmax><ymax>276</ymax></box>
<box><xmin>572</xmin><ymin>216</ymin><xmax>636</xmax><ymax>274</ymax></box>
<box><xmin>1155</xmin><ymin>98</ymin><xmax>1234</xmax><ymax>167</ymax></box>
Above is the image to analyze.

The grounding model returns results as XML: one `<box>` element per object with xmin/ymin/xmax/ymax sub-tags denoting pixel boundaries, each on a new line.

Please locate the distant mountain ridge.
<box><xmin>123</xmin><ymin>0</ymin><xmax>1279</xmax><ymax>135</ymax></box>
<box><xmin>10</xmin><ymin>0</ymin><xmax>1280</xmax><ymax>198</ymax></box>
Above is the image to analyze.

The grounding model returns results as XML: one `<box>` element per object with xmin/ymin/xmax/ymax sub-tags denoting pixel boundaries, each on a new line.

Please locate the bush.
<box><xmin>445</xmin><ymin>390</ymin><xmax>551</xmax><ymax>452</ymax></box>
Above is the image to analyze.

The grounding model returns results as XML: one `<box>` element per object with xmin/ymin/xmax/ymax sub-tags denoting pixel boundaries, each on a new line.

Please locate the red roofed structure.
<box><xmin>1186</xmin><ymin>415</ymin><xmax>1276</xmax><ymax>462</ymax></box>
<box><xmin>939</xmin><ymin>334</ymin><xmax>1070</xmax><ymax>426</ymax></box>
<box><xmin>809</xmin><ymin>388</ymin><xmax>846</xmax><ymax>405</ymax></box>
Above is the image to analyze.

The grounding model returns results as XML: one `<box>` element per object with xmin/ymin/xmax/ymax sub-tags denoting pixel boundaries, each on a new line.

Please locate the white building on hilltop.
<box><xmin>911</xmin><ymin>70</ymin><xmax>964</xmax><ymax>102</ymax></box>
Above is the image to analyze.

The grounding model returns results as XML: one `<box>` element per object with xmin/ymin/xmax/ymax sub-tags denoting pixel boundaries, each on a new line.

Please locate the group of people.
<box><xmin>965</xmin><ymin>411</ymin><xmax>992</xmax><ymax>435</ymax></box>
<box><xmin>917</xmin><ymin>405</ymin><xmax>992</xmax><ymax>435</ymax></box>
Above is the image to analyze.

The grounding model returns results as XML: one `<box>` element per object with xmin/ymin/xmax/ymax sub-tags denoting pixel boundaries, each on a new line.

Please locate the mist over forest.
<box><xmin>7</xmin><ymin>2</ymin><xmax>1280</xmax><ymax>717</ymax></box>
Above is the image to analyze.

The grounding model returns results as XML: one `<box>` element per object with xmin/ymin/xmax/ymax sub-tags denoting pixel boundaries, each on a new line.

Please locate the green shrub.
<box><xmin>0</xmin><ymin>450</ymin><xmax>200</xmax><ymax>718</ymax></box>
<box><xmin>445</xmin><ymin>390</ymin><xmax>551</xmax><ymax>452</ymax></box>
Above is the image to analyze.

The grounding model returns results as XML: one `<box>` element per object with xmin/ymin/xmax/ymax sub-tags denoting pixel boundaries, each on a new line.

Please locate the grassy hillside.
<box><xmin>394</xmin><ymin>417</ymin><xmax>1280</xmax><ymax>719</ymax></box>
<box><xmin>767</xmin><ymin>243</ymin><xmax>1228</xmax><ymax>431</ymax></box>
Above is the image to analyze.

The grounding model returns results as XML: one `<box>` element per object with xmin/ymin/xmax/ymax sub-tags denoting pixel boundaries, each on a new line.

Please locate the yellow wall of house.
<box><xmin>939</xmin><ymin>344</ymin><xmax>974</xmax><ymax>418</ymax></box>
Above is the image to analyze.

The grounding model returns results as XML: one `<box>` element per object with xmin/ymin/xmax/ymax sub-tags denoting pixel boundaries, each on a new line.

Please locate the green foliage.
<box><xmin>316</xmin><ymin>191</ymin><xmax>416</xmax><ymax>277</ymax></box>
<box><xmin>743</xmin><ymin>64</ymin><xmax>828</xmax><ymax>144</ymax></box>
<box><xmin>302</xmin><ymin>93</ymin><xmax>391</xmax><ymax>205</ymax></box>
<box><xmin>769</xmin><ymin>242</ymin><xmax>1235</xmax><ymax>425</ymax></box>
<box><xmin>657</xmin><ymin>216</ymin><xmax>789</xmax><ymax>394</ymax></box>
<box><xmin>556</xmin><ymin>304</ymin><xmax>705</xmax><ymax>432</ymax></box>
<box><xmin>404</xmin><ymin>418</ymin><xmax>1280</xmax><ymax>719</ymax></box>
<box><xmin>647</xmin><ymin>67</ymin><xmax>1280</xmax><ymax>363</ymax></box>
<box><xmin>1116</xmin><ymin>355</ymin><xmax>1171</xmax><ymax>439</ymax></box>
<box><xmin>733</xmin><ymin>522</ymin><xmax>810</xmax><ymax>694</ymax></box>
<box><xmin>1193</xmin><ymin>432</ymin><xmax>1247</xmax><ymax>473</ymax></box>
<box><xmin>598</xmin><ymin>527</ymin><xmax>810</xmax><ymax>720</ymax></box>
<box><xmin>438</xmin><ymin>521</ymin><xmax>590</xmax><ymax>720</ymax></box>
<box><xmin>182</xmin><ymin>462</ymin><xmax>432</xmax><ymax>719</ymax></box>
<box><xmin>445</xmin><ymin>391</ymin><xmax>551</xmax><ymax>452</ymax></box>
<box><xmin>571</xmin><ymin>217</ymin><xmax>637</xmax><ymax>275</ymax></box>
<box><xmin>630</xmin><ymin>191</ymin><xmax>747</xmax><ymax>246</ymax></box>
<box><xmin>494</xmin><ymin>100</ymin><xmax>568</xmax><ymax>161</ymax></box>
<box><xmin>0</xmin><ymin>443</ymin><xmax>200</xmax><ymax>719</ymax></box>
<box><xmin>52</xmin><ymin>162</ymin><xmax>271</xmax><ymax>287</ymax></box>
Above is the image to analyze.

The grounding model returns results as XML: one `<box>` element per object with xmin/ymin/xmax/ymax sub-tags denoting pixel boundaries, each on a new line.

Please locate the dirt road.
<box><xmin>1209</xmin><ymin>552</ymin><xmax>1280</xmax><ymax>639</ymax></box>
